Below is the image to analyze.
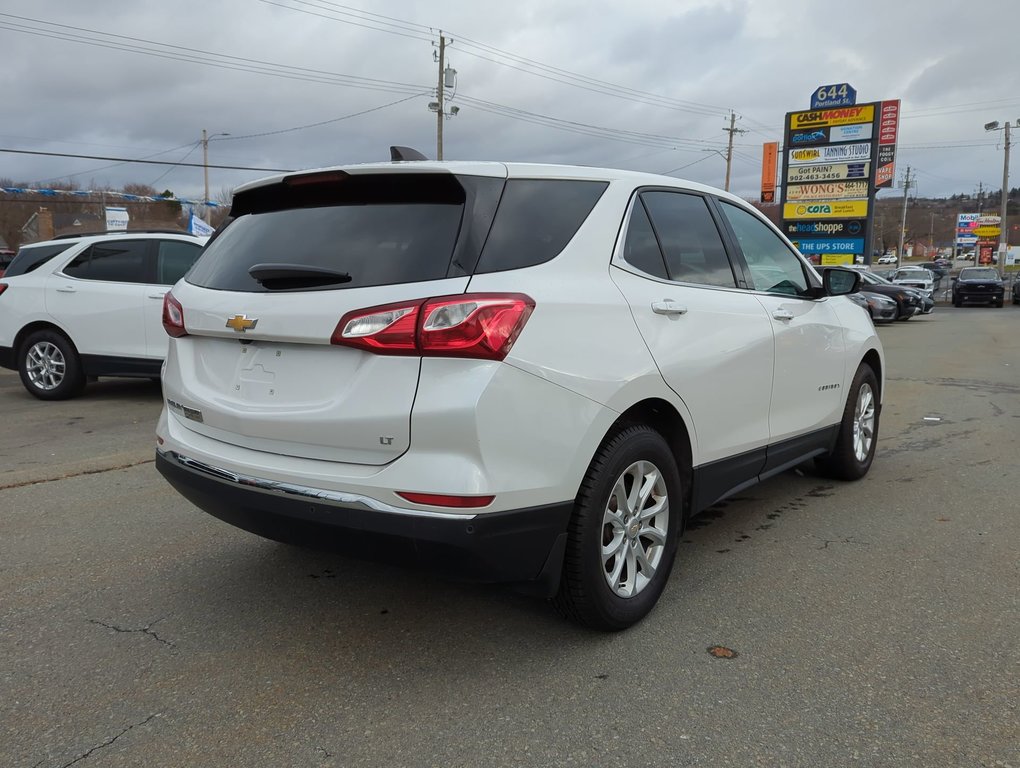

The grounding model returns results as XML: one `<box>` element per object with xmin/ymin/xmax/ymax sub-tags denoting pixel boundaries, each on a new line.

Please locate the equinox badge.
<box><xmin>226</xmin><ymin>314</ymin><xmax>258</xmax><ymax>333</ymax></box>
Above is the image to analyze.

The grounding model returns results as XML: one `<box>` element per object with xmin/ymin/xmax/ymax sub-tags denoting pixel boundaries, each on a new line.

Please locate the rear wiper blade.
<box><xmin>248</xmin><ymin>263</ymin><xmax>352</xmax><ymax>289</ymax></box>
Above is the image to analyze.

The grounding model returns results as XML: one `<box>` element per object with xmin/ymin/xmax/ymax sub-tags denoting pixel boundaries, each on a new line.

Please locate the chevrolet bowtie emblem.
<box><xmin>226</xmin><ymin>315</ymin><xmax>258</xmax><ymax>333</ymax></box>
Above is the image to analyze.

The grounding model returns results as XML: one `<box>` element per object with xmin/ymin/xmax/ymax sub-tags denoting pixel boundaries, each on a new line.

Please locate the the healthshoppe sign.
<box><xmin>781</xmin><ymin>87</ymin><xmax>900</xmax><ymax>266</ymax></box>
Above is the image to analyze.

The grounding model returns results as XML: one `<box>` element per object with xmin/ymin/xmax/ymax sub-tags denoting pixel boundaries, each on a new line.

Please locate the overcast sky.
<box><xmin>1</xmin><ymin>0</ymin><xmax>1017</xmax><ymax>205</ymax></box>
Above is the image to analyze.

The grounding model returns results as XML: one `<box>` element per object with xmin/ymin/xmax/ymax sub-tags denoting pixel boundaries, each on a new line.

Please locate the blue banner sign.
<box><xmin>793</xmin><ymin>237</ymin><xmax>866</xmax><ymax>254</ymax></box>
<box><xmin>810</xmin><ymin>83</ymin><xmax>858</xmax><ymax>110</ymax></box>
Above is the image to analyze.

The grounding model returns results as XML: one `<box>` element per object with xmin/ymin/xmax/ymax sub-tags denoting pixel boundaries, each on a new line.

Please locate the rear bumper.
<box><xmin>156</xmin><ymin>449</ymin><xmax>573</xmax><ymax>594</ymax></box>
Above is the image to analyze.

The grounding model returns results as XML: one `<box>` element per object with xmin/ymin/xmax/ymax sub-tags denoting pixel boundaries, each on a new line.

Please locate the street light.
<box><xmin>202</xmin><ymin>129</ymin><xmax>230</xmax><ymax>223</ymax></box>
<box><xmin>984</xmin><ymin>119</ymin><xmax>1018</xmax><ymax>277</ymax></box>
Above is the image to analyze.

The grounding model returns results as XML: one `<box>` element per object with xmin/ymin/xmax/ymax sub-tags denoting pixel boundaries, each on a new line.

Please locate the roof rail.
<box><xmin>51</xmin><ymin>228</ymin><xmax>190</xmax><ymax>240</ymax></box>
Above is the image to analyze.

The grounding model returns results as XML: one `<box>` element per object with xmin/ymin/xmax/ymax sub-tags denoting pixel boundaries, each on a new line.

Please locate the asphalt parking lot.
<box><xmin>2</xmin><ymin>306</ymin><xmax>1018</xmax><ymax>768</ymax></box>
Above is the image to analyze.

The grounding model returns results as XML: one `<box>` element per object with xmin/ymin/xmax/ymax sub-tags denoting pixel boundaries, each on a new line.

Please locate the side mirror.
<box><xmin>823</xmin><ymin>267</ymin><xmax>861</xmax><ymax>296</ymax></box>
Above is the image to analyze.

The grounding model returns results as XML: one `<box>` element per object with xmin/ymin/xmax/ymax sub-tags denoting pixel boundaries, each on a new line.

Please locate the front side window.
<box><xmin>641</xmin><ymin>192</ymin><xmax>736</xmax><ymax>288</ymax></box>
<box><xmin>61</xmin><ymin>240</ymin><xmax>149</xmax><ymax>283</ymax></box>
<box><xmin>719</xmin><ymin>202</ymin><xmax>810</xmax><ymax>296</ymax></box>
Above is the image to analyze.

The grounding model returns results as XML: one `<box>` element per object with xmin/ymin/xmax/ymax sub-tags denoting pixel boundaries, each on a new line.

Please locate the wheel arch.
<box><xmin>860</xmin><ymin>348</ymin><xmax>883</xmax><ymax>401</ymax></box>
<box><xmin>14</xmin><ymin>321</ymin><xmax>79</xmax><ymax>359</ymax></box>
<box><xmin>605</xmin><ymin>397</ymin><xmax>694</xmax><ymax>522</ymax></box>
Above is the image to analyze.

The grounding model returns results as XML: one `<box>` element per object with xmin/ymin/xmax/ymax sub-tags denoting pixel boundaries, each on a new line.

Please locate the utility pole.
<box><xmin>201</xmin><ymin>129</ymin><xmax>230</xmax><ymax>223</ymax></box>
<box><xmin>722</xmin><ymin>111</ymin><xmax>747</xmax><ymax>192</ymax></box>
<box><xmin>435</xmin><ymin>34</ymin><xmax>446</xmax><ymax>161</ymax></box>
<box><xmin>202</xmin><ymin>129</ymin><xmax>210</xmax><ymax>222</ymax></box>
<box><xmin>984</xmin><ymin>119</ymin><xmax>1013</xmax><ymax>278</ymax></box>
<box><xmin>897</xmin><ymin>166</ymin><xmax>913</xmax><ymax>267</ymax></box>
<box><xmin>976</xmin><ymin>181</ymin><xmax>984</xmax><ymax>213</ymax></box>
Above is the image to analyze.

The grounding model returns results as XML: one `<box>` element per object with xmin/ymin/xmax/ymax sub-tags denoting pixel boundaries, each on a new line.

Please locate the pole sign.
<box><xmin>760</xmin><ymin>141</ymin><xmax>778</xmax><ymax>203</ymax></box>
<box><xmin>810</xmin><ymin>83</ymin><xmax>858</xmax><ymax>109</ymax></box>
<box><xmin>781</xmin><ymin>88</ymin><xmax>900</xmax><ymax>266</ymax></box>
<box><xmin>874</xmin><ymin>100</ymin><xmax>901</xmax><ymax>188</ymax></box>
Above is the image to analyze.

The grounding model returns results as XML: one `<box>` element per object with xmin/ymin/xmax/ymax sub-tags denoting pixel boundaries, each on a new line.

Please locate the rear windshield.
<box><xmin>188</xmin><ymin>173</ymin><xmax>475</xmax><ymax>292</ymax></box>
<box><xmin>4</xmin><ymin>243</ymin><xmax>72</xmax><ymax>277</ymax></box>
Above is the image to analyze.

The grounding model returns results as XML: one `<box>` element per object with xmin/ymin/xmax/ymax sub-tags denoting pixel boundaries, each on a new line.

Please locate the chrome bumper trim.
<box><xmin>158</xmin><ymin>449</ymin><xmax>477</xmax><ymax>521</ymax></box>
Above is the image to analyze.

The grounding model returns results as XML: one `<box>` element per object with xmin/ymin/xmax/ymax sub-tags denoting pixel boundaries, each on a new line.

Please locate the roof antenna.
<box><xmin>390</xmin><ymin>146</ymin><xmax>429</xmax><ymax>161</ymax></box>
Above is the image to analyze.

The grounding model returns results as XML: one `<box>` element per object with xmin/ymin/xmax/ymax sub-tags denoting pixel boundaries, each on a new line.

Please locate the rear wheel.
<box><xmin>994</xmin><ymin>299</ymin><xmax>1003</xmax><ymax>308</ymax></box>
<box><xmin>553</xmin><ymin>425</ymin><xmax>682</xmax><ymax>631</ymax></box>
<box><xmin>816</xmin><ymin>364</ymin><xmax>879</xmax><ymax>480</ymax></box>
<box><xmin>953</xmin><ymin>294</ymin><xmax>962</xmax><ymax>307</ymax></box>
<box><xmin>18</xmin><ymin>330</ymin><xmax>86</xmax><ymax>400</ymax></box>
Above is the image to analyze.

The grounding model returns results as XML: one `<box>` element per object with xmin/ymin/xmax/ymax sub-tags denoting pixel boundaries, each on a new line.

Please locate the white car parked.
<box><xmin>0</xmin><ymin>231</ymin><xmax>207</xmax><ymax>399</ymax></box>
<box><xmin>155</xmin><ymin>156</ymin><xmax>884</xmax><ymax>629</ymax></box>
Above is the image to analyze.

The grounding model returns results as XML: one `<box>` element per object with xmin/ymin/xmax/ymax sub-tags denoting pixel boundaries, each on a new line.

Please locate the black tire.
<box><xmin>18</xmin><ymin>329</ymin><xmax>86</xmax><ymax>400</ymax></box>
<box><xmin>553</xmin><ymin>424</ymin><xmax>682</xmax><ymax>631</ymax></box>
<box><xmin>953</xmin><ymin>294</ymin><xmax>962</xmax><ymax>307</ymax></box>
<box><xmin>994</xmin><ymin>299</ymin><xmax>1003</xmax><ymax>308</ymax></box>
<box><xmin>816</xmin><ymin>364</ymin><xmax>879</xmax><ymax>481</ymax></box>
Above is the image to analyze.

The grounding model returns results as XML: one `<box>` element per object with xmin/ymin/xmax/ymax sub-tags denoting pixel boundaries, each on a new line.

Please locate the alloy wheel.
<box><xmin>601</xmin><ymin>460</ymin><xmax>669</xmax><ymax>598</ymax></box>
<box><xmin>25</xmin><ymin>341</ymin><xmax>66</xmax><ymax>391</ymax></box>
<box><xmin>852</xmin><ymin>382</ymin><xmax>876</xmax><ymax>463</ymax></box>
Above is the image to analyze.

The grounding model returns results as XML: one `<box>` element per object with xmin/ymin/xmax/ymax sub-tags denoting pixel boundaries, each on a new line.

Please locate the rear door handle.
<box><xmin>55</xmin><ymin>286</ymin><xmax>76</xmax><ymax>293</ymax></box>
<box><xmin>772</xmin><ymin>309</ymin><xmax>794</xmax><ymax>321</ymax></box>
<box><xmin>651</xmin><ymin>300</ymin><xmax>688</xmax><ymax>316</ymax></box>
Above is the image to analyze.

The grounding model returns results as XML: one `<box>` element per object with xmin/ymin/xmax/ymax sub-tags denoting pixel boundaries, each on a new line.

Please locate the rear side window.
<box><xmin>622</xmin><ymin>200</ymin><xmax>668</xmax><ymax>279</ymax></box>
<box><xmin>641</xmin><ymin>191</ymin><xmax>736</xmax><ymax>288</ymax></box>
<box><xmin>188</xmin><ymin>173</ymin><xmax>473</xmax><ymax>292</ymax></box>
<box><xmin>61</xmin><ymin>240</ymin><xmax>149</xmax><ymax>283</ymax></box>
<box><xmin>156</xmin><ymin>240</ymin><xmax>204</xmax><ymax>285</ymax></box>
<box><xmin>474</xmin><ymin>179</ymin><xmax>608</xmax><ymax>274</ymax></box>
<box><xmin>4</xmin><ymin>243</ymin><xmax>72</xmax><ymax>277</ymax></box>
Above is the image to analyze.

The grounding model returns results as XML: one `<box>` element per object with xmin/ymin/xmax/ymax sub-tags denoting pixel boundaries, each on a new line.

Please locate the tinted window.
<box><xmin>641</xmin><ymin>192</ymin><xmax>736</xmax><ymax>288</ymax></box>
<box><xmin>157</xmin><ymin>241</ymin><xmax>203</xmax><ymax>285</ymax></box>
<box><xmin>189</xmin><ymin>204</ymin><xmax>462</xmax><ymax>292</ymax></box>
<box><xmin>4</xmin><ymin>243</ymin><xmax>72</xmax><ymax>277</ymax></box>
<box><xmin>474</xmin><ymin>179</ymin><xmax>608</xmax><ymax>273</ymax></box>
<box><xmin>622</xmin><ymin>199</ymin><xmax>668</xmax><ymax>279</ymax></box>
<box><xmin>719</xmin><ymin>202</ymin><xmax>809</xmax><ymax>296</ymax></box>
<box><xmin>62</xmin><ymin>240</ymin><xmax>149</xmax><ymax>283</ymax></box>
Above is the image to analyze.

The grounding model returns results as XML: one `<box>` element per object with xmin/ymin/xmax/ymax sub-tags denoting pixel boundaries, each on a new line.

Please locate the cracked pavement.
<box><xmin>1</xmin><ymin>307</ymin><xmax>1019</xmax><ymax>767</ymax></box>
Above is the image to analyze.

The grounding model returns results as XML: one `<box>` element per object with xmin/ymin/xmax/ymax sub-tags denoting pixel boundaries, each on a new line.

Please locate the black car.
<box><xmin>1013</xmin><ymin>276</ymin><xmax>1020</xmax><ymax>305</ymax></box>
<box><xmin>952</xmin><ymin>267</ymin><xmax>1004</xmax><ymax>307</ymax></box>
<box><xmin>823</xmin><ymin>268</ymin><xmax>921</xmax><ymax>320</ymax></box>
<box><xmin>848</xmin><ymin>289</ymin><xmax>898</xmax><ymax>324</ymax></box>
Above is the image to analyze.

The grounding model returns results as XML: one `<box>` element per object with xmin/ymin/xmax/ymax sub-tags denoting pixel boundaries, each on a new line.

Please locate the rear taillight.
<box><xmin>332</xmin><ymin>293</ymin><xmax>534</xmax><ymax>360</ymax></box>
<box><xmin>162</xmin><ymin>292</ymin><xmax>188</xmax><ymax>337</ymax></box>
<box><xmin>0</xmin><ymin>283</ymin><xmax>7</xmax><ymax>296</ymax></box>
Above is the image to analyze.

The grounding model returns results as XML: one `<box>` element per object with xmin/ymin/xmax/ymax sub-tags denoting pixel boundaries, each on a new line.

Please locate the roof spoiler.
<box><xmin>390</xmin><ymin>146</ymin><xmax>429</xmax><ymax>162</ymax></box>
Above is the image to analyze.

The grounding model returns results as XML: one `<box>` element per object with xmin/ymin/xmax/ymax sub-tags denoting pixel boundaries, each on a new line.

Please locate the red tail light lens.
<box><xmin>396</xmin><ymin>491</ymin><xmax>495</xmax><ymax>508</ymax></box>
<box><xmin>331</xmin><ymin>300</ymin><xmax>421</xmax><ymax>354</ymax></box>
<box><xmin>332</xmin><ymin>293</ymin><xmax>534</xmax><ymax>360</ymax></box>
<box><xmin>162</xmin><ymin>292</ymin><xmax>188</xmax><ymax>337</ymax></box>
<box><xmin>0</xmin><ymin>283</ymin><xmax>8</xmax><ymax>297</ymax></box>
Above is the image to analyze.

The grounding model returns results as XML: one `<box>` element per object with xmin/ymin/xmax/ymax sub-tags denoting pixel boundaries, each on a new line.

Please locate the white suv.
<box><xmin>0</xmin><ymin>231</ymin><xmax>207</xmax><ymax>399</ymax></box>
<box><xmin>155</xmin><ymin>159</ymin><xmax>883</xmax><ymax>629</ymax></box>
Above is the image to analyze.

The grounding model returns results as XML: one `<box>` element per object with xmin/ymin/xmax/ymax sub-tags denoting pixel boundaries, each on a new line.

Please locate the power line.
<box><xmin>261</xmin><ymin>0</ymin><xmax>732</xmax><ymax>117</ymax></box>
<box><xmin>1</xmin><ymin>148</ymin><xmax>293</xmax><ymax>173</ymax></box>
<box><xmin>0</xmin><ymin>14</ymin><xmax>431</xmax><ymax>95</ymax></box>
<box><xmin>30</xmin><ymin>140</ymin><xmax>201</xmax><ymax>185</ymax></box>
